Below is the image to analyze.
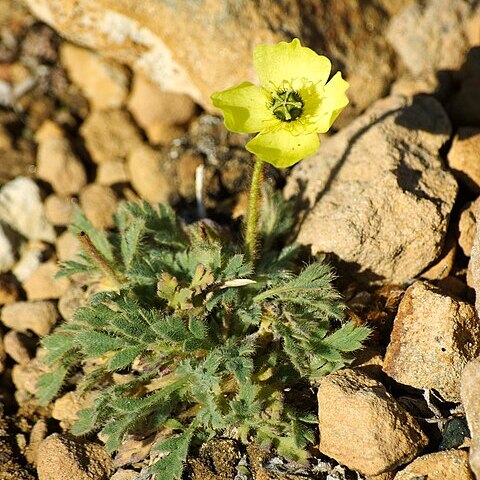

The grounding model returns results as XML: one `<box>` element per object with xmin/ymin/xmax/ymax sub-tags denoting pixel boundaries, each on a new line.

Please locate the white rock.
<box><xmin>387</xmin><ymin>0</ymin><xmax>479</xmax><ymax>76</ymax></box>
<box><xmin>0</xmin><ymin>223</ymin><xmax>16</xmax><ymax>272</ymax></box>
<box><xmin>12</xmin><ymin>242</ymin><xmax>45</xmax><ymax>282</ymax></box>
<box><xmin>0</xmin><ymin>177</ymin><xmax>55</xmax><ymax>243</ymax></box>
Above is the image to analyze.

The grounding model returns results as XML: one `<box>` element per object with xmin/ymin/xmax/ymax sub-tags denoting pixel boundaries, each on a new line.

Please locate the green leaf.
<box><xmin>71</xmin><ymin>407</ymin><xmax>98</xmax><ymax>435</ymax></box>
<box><xmin>36</xmin><ymin>366</ymin><xmax>69</xmax><ymax>405</ymax></box>
<box><xmin>75</xmin><ymin>331</ymin><xmax>125</xmax><ymax>357</ymax></box>
<box><xmin>101</xmin><ymin>416</ymin><xmax>134</xmax><ymax>452</ymax></box>
<box><xmin>222</xmin><ymin>254</ymin><xmax>252</xmax><ymax>280</ymax></box>
<box><xmin>150</xmin><ymin>429</ymin><xmax>194</xmax><ymax>480</ymax></box>
<box><xmin>121</xmin><ymin>218</ymin><xmax>144</xmax><ymax>271</ymax></box>
<box><xmin>324</xmin><ymin>321</ymin><xmax>371</xmax><ymax>352</ymax></box>
<box><xmin>56</xmin><ymin>259</ymin><xmax>93</xmax><ymax>278</ymax></box>
<box><xmin>42</xmin><ymin>334</ymin><xmax>75</xmax><ymax>365</ymax></box>
<box><xmin>107</xmin><ymin>345</ymin><xmax>144</xmax><ymax>371</ymax></box>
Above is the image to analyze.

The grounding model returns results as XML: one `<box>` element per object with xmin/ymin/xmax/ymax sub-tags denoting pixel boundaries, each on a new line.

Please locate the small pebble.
<box><xmin>44</xmin><ymin>194</ymin><xmax>74</xmax><ymax>227</ymax></box>
<box><xmin>0</xmin><ymin>273</ymin><xmax>20</xmax><ymax>304</ymax></box>
<box><xmin>96</xmin><ymin>160</ymin><xmax>129</xmax><ymax>186</ymax></box>
<box><xmin>55</xmin><ymin>231</ymin><xmax>82</xmax><ymax>262</ymax></box>
<box><xmin>79</xmin><ymin>184</ymin><xmax>118</xmax><ymax>230</ymax></box>
<box><xmin>1</xmin><ymin>300</ymin><xmax>58</xmax><ymax>337</ymax></box>
<box><xmin>3</xmin><ymin>330</ymin><xmax>34</xmax><ymax>364</ymax></box>
<box><xmin>127</xmin><ymin>144</ymin><xmax>174</xmax><ymax>204</ymax></box>
<box><xmin>383</xmin><ymin>281</ymin><xmax>480</xmax><ymax>402</ymax></box>
<box><xmin>318</xmin><ymin>368</ymin><xmax>428</xmax><ymax>476</ymax></box>
<box><xmin>35</xmin><ymin>121</ymin><xmax>87</xmax><ymax>195</ymax></box>
<box><xmin>23</xmin><ymin>261</ymin><xmax>70</xmax><ymax>301</ymax></box>
<box><xmin>80</xmin><ymin>109</ymin><xmax>142</xmax><ymax>165</ymax></box>
<box><xmin>37</xmin><ymin>433</ymin><xmax>114</xmax><ymax>480</ymax></box>
<box><xmin>394</xmin><ymin>449</ymin><xmax>474</xmax><ymax>480</ymax></box>
<box><xmin>461</xmin><ymin>356</ymin><xmax>480</xmax><ymax>478</ymax></box>
<box><xmin>60</xmin><ymin>43</ymin><xmax>129</xmax><ymax>110</ymax></box>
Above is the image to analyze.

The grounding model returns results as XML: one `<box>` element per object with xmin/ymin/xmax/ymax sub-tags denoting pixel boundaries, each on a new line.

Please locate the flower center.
<box><xmin>270</xmin><ymin>89</ymin><xmax>304</xmax><ymax>122</ymax></box>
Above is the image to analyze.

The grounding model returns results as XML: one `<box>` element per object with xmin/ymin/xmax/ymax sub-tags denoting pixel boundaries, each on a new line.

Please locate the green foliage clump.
<box><xmin>37</xmin><ymin>191</ymin><xmax>369</xmax><ymax>479</ymax></box>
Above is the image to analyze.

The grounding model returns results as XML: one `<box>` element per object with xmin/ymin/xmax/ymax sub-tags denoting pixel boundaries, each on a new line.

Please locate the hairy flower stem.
<box><xmin>245</xmin><ymin>157</ymin><xmax>264</xmax><ymax>263</ymax></box>
<box><xmin>78</xmin><ymin>231</ymin><xmax>122</xmax><ymax>290</ymax></box>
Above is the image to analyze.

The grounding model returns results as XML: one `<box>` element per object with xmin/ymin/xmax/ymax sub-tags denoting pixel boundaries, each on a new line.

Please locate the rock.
<box><xmin>0</xmin><ymin>124</ymin><xmax>12</xmax><ymax>150</ymax></box>
<box><xmin>438</xmin><ymin>275</ymin><xmax>469</xmax><ymax>300</ymax></box>
<box><xmin>470</xmin><ymin>204</ymin><xmax>480</xmax><ymax>303</ymax></box>
<box><xmin>367</xmin><ymin>474</ymin><xmax>396</xmax><ymax>480</ymax></box>
<box><xmin>0</xmin><ymin>146</ymin><xmax>35</xmax><ymax>186</ymax></box>
<box><xmin>3</xmin><ymin>330</ymin><xmax>34</xmax><ymax>364</ymax></box>
<box><xmin>390</xmin><ymin>72</ymin><xmax>445</xmax><ymax>99</ymax></box>
<box><xmin>1</xmin><ymin>301</ymin><xmax>58</xmax><ymax>337</ymax></box>
<box><xmin>146</xmin><ymin>123</ymin><xmax>186</xmax><ymax>145</ymax></box>
<box><xmin>35</xmin><ymin>121</ymin><xmax>87</xmax><ymax>195</ymax></box>
<box><xmin>0</xmin><ymin>403</ymin><xmax>36</xmax><ymax>479</ymax></box>
<box><xmin>23</xmin><ymin>0</ymin><xmax>405</xmax><ymax>121</ymax></box>
<box><xmin>0</xmin><ymin>333</ymin><xmax>5</xmax><ymax>374</ymax></box>
<box><xmin>55</xmin><ymin>231</ymin><xmax>82</xmax><ymax>262</ymax></box>
<box><xmin>12</xmin><ymin>240</ymin><xmax>45</xmax><ymax>282</ymax></box>
<box><xmin>459</xmin><ymin>199</ymin><xmax>480</xmax><ymax>257</ymax></box>
<box><xmin>189</xmin><ymin>439</ymin><xmax>242</xmax><ymax>480</ymax></box>
<box><xmin>79</xmin><ymin>184</ymin><xmax>118</xmax><ymax>230</ymax></box>
<box><xmin>12</xmin><ymin>357</ymin><xmax>48</xmax><ymax>395</ymax></box>
<box><xmin>0</xmin><ymin>223</ymin><xmax>17</xmax><ymax>272</ymax></box>
<box><xmin>36</xmin><ymin>433</ymin><xmax>114</xmax><ymax>480</ymax></box>
<box><xmin>23</xmin><ymin>261</ymin><xmax>70</xmax><ymax>300</ymax></box>
<box><xmin>0</xmin><ymin>112</ymin><xmax>35</xmax><ymax>184</ymax></box>
<box><xmin>128</xmin><ymin>73</ymin><xmax>195</xmax><ymax>144</ymax></box>
<box><xmin>317</xmin><ymin>368</ymin><xmax>427</xmax><ymax>476</ymax></box>
<box><xmin>60</xmin><ymin>43</ymin><xmax>129</xmax><ymax>110</ymax></box>
<box><xmin>285</xmin><ymin>95</ymin><xmax>457</xmax><ymax>284</ymax></box>
<box><xmin>96</xmin><ymin>160</ymin><xmax>129</xmax><ymax>186</ymax></box>
<box><xmin>461</xmin><ymin>356</ymin><xmax>480</xmax><ymax>478</ymax></box>
<box><xmin>394</xmin><ymin>450</ymin><xmax>474</xmax><ymax>480</ymax></box>
<box><xmin>25</xmin><ymin>97</ymin><xmax>56</xmax><ymax>132</ymax></box>
<box><xmin>80</xmin><ymin>109</ymin><xmax>142</xmax><ymax>165</ymax></box>
<box><xmin>110</xmin><ymin>470</ymin><xmax>138</xmax><ymax>480</ymax></box>
<box><xmin>58</xmin><ymin>283</ymin><xmax>87</xmax><ymax>322</ymax></box>
<box><xmin>25</xmin><ymin>419</ymin><xmax>48</xmax><ymax>465</ymax></box>
<box><xmin>113</xmin><ymin>434</ymin><xmax>156</xmax><ymax>468</ymax></box>
<box><xmin>420</xmin><ymin>234</ymin><xmax>456</xmax><ymax>281</ymax></box>
<box><xmin>0</xmin><ymin>177</ymin><xmax>55</xmax><ymax>243</ymax></box>
<box><xmin>127</xmin><ymin>144</ymin><xmax>174</xmax><ymax>204</ymax></box>
<box><xmin>383</xmin><ymin>281</ymin><xmax>480</xmax><ymax>402</ymax></box>
<box><xmin>52</xmin><ymin>392</ymin><xmax>93</xmax><ymax>430</ymax></box>
<box><xmin>21</xmin><ymin>21</ymin><xmax>58</xmax><ymax>62</ymax></box>
<box><xmin>387</xmin><ymin>0</ymin><xmax>479</xmax><ymax>76</ymax></box>
<box><xmin>0</xmin><ymin>273</ymin><xmax>20</xmax><ymax>304</ymax></box>
<box><xmin>448</xmin><ymin>128</ymin><xmax>480</xmax><ymax>194</ymax></box>
<box><xmin>44</xmin><ymin>194</ymin><xmax>75</xmax><ymax>226</ymax></box>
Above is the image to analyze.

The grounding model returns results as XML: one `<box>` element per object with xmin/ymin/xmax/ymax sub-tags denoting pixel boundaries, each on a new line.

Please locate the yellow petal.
<box><xmin>253</xmin><ymin>38</ymin><xmax>331</xmax><ymax>90</ymax></box>
<box><xmin>311</xmin><ymin>72</ymin><xmax>349</xmax><ymax>133</ymax></box>
<box><xmin>211</xmin><ymin>82</ymin><xmax>273</xmax><ymax>134</ymax></box>
<box><xmin>246</xmin><ymin>129</ymin><xmax>320</xmax><ymax>168</ymax></box>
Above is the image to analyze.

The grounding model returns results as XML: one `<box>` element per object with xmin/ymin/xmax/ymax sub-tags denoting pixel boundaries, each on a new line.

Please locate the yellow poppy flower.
<box><xmin>211</xmin><ymin>38</ymin><xmax>349</xmax><ymax>168</ymax></box>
